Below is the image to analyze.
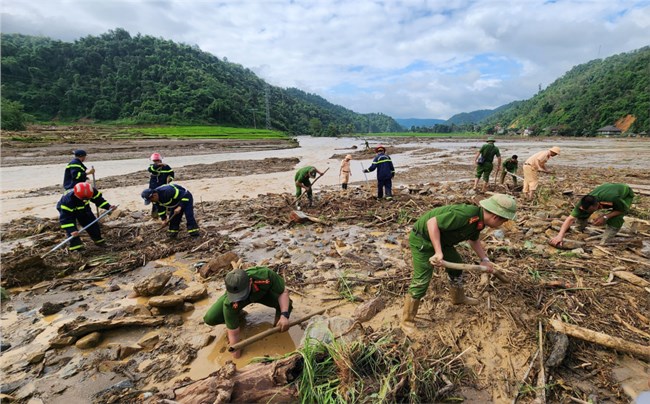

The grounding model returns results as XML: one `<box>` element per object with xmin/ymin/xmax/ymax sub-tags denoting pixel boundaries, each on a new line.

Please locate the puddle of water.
<box><xmin>180</xmin><ymin>306</ymin><xmax>303</xmax><ymax>382</ymax></box>
<box><xmin>42</xmin><ymin>313</ymin><xmax>61</xmax><ymax>324</ymax></box>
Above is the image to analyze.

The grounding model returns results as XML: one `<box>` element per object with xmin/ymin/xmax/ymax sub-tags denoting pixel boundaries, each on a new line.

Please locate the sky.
<box><xmin>1</xmin><ymin>1</ymin><xmax>649</xmax><ymax>120</ymax></box>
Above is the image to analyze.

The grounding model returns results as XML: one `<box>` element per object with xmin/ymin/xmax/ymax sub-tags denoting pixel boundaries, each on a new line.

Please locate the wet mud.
<box><xmin>1</xmin><ymin>127</ymin><xmax>650</xmax><ymax>403</ymax></box>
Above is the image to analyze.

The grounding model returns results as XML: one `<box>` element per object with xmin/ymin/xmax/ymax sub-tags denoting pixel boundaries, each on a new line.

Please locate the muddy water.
<box><xmin>1</xmin><ymin>137</ymin><xmax>649</xmax><ymax>223</ymax></box>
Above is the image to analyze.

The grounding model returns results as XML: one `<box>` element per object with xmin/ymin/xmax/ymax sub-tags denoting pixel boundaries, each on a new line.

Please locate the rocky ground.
<box><xmin>1</xmin><ymin>127</ymin><xmax>649</xmax><ymax>403</ymax></box>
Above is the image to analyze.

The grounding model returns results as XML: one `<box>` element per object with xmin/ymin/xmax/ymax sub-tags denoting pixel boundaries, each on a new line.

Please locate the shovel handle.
<box><xmin>42</xmin><ymin>205</ymin><xmax>118</xmax><ymax>258</ymax></box>
<box><xmin>435</xmin><ymin>259</ymin><xmax>509</xmax><ymax>283</ymax></box>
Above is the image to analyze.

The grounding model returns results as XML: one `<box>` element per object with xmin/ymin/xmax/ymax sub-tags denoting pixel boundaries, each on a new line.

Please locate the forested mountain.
<box><xmin>0</xmin><ymin>29</ymin><xmax>401</xmax><ymax>135</ymax></box>
<box><xmin>483</xmin><ymin>46</ymin><xmax>650</xmax><ymax>135</ymax></box>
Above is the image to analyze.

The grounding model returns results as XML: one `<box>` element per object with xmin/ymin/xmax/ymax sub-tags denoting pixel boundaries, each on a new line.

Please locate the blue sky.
<box><xmin>2</xmin><ymin>0</ymin><xmax>649</xmax><ymax>120</ymax></box>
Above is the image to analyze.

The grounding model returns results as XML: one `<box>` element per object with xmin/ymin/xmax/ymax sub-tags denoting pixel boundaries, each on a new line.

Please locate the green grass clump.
<box><xmin>295</xmin><ymin>332</ymin><xmax>465</xmax><ymax>403</ymax></box>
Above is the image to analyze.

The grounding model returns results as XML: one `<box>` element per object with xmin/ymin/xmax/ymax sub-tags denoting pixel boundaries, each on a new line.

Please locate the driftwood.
<box><xmin>168</xmin><ymin>355</ymin><xmax>301</xmax><ymax>403</ymax></box>
<box><xmin>535</xmin><ymin>321</ymin><xmax>547</xmax><ymax>404</ymax></box>
<box><xmin>549</xmin><ymin>319</ymin><xmax>650</xmax><ymax>360</ymax></box>
<box><xmin>438</xmin><ymin>260</ymin><xmax>509</xmax><ymax>283</ymax></box>
<box><xmin>612</xmin><ymin>271</ymin><xmax>650</xmax><ymax>288</ymax></box>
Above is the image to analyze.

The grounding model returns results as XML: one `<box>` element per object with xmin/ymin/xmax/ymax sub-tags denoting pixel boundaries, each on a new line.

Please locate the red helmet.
<box><xmin>375</xmin><ymin>145</ymin><xmax>386</xmax><ymax>152</ymax></box>
<box><xmin>150</xmin><ymin>153</ymin><xmax>162</xmax><ymax>162</ymax></box>
<box><xmin>73</xmin><ymin>182</ymin><xmax>94</xmax><ymax>199</ymax></box>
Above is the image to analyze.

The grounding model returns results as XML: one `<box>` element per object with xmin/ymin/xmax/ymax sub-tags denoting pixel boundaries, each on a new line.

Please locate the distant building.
<box><xmin>596</xmin><ymin>125</ymin><xmax>622</xmax><ymax>136</ymax></box>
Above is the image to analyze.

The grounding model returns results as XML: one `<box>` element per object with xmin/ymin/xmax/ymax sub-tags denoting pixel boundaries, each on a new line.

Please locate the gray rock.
<box><xmin>148</xmin><ymin>295</ymin><xmax>184</xmax><ymax>308</ymax></box>
<box><xmin>133</xmin><ymin>271</ymin><xmax>173</xmax><ymax>297</ymax></box>
<box><xmin>180</xmin><ymin>285</ymin><xmax>207</xmax><ymax>302</ymax></box>
<box><xmin>300</xmin><ymin>316</ymin><xmax>364</xmax><ymax>347</ymax></box>
<box><xmin>353</xmin><ymin>297</ymin><xmax>385</xmax><ymax>322</ymax></box>
<box><xmin>137</xmin><ymin>331</ymin><xmax>160</xmax><ymax>349</ymax></box>
<box><xmin>75</xmin><ymin>332</ymin><xmax>102</xmax><ymax>349</ymax></box>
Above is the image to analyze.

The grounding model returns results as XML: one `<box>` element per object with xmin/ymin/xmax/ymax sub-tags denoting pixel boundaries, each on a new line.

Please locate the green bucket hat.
<box><xmin>486</xmin><ymin>136</ymin><xmax>495</xmax><ymax>142</ymax></box>
<box><xmin>225</xmin><ymin>269</ymin><xmax>251</xmax><ymax>302</ymax></box>
<box><xmin>479</xmin><ymin>194</ymin><xmax>516</xmax><ymax>220</ymax></box>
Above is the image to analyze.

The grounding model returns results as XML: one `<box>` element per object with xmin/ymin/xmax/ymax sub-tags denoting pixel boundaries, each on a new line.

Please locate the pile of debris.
<box><xmin>1</xmin><ymin>164</ymin><xmax>649</xmax><ymax>403</ymax></box>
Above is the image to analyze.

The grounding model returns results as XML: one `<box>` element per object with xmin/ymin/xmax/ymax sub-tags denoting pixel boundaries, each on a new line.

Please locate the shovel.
<box><xmin>159</xmin><ymin>209</ymin><xmax>181</xmax><ymax>229</ymax></box>
<box><xmin>42</xmin><ymin>206</ymin><xmax>118</xmax><ymax>258</ymax></box>
<box><xmin>289</xmin><ymin>210</ymin><xmax>326</xmax><ymax>224</ymax></box>
<box><xmin>432</xmin><ymin>258</ymin><xmax>509</xmax><ymax>283</ymax></box>
<box><xmin>91</xmin><ymin>166</ymin><xmax>99</xmax><ymax>217</ymax></box>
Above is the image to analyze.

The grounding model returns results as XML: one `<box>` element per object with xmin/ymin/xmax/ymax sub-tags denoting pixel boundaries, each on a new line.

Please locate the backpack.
<box><xmin>477</xmin><ymin>155</ymin><xmax>486</xmax><ymax>164</ymax></box>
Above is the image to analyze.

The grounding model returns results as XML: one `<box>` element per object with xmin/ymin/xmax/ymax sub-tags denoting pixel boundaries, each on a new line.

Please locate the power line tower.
<box><xmin>265</xmin><ymin>85</ymin><xmax>271</xmax><ymax>129</ymax></box>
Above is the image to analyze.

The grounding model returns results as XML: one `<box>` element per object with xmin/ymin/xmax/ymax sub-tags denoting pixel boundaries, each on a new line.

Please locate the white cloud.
<box><xmin>1</xmin><ymin>0</ymin><xmax>649</xmax><ymax>119</ymax></box>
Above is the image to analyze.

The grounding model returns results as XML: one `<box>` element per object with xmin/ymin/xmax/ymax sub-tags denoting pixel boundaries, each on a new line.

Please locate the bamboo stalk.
<box><xmin>549</xmin><ymin>319</ymin><xmax>650</xmax><ymax>360</ymax></box>
<box><xmin>228</xmin><ymin>302</ymin><xmax>343</xmax><ymax>352</ymax></box>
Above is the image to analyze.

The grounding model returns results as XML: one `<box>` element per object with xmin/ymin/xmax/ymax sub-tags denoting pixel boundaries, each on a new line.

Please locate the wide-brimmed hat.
<box><xmin>487</xmin><ymin>136</ymin><xmax>495</xmax><ymax>142</ymax></box>
<box><xmin>549</xmin><ymin>146</ymin><xmax>561</xmax><ymax>155</ymax></box>
<box><xmin>479</xmin><ymin>194</ymin><xmax>517</xmax><ymax>220</ymax></box>
<box><xmin>225</xmin><ymin>269</ymin><xmax>251</xmax><ymax>302</ymax></box>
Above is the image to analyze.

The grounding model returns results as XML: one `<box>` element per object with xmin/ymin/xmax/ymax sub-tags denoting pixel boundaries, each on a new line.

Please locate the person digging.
<box><xmin>57</xmin><ymin>182</ymin><xmax>117</xmax><ymax>252</ymax></box>
<box><xmin>141</xmin><ymin>184</ymin><xmax>200</xmax><ymax>238</ymax></box>
<box><xmin>203</xmin><ymin>267</ymin><xmax>293</xmax><ymax>358</ymax></box>
<box><xmin>400</xmin><ymin>194</ymin><xmax>517</xmax><ymax>336</ymax></box>
<box><xmin>147</xmin><ymin>152</ymin><xmax>175</xmax><ymax>220</ymax></box>
<box><xmin>294</xmin><ymin>166</ymin><xmax>324</xmax><ymax>207</ymax></box>
<box><xmin>549</xmin><ymin>183</ymin><xmax>635</xmax><ymax>246</ymax></box>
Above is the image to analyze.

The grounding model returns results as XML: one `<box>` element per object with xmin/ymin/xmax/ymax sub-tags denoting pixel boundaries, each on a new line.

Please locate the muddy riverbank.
<box><xmin>1</xmin><ymin>127</ymin><xmax>649</xmax><ymax>403</ymax></box>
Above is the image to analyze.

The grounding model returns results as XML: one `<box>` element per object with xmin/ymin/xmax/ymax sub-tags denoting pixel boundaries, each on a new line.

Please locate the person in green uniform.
<box><xmin>473</xmin><ymin>137</ymin><xmax>501</xmax><ymax>193</ymax></box>
<box><xmin>203</xmin><ymin>267</ymin><xmax>293</xmax><ymax>358</ymax></box>
<box><xmin>294</xmin><ymin>166</ymin><xmax>324</xmax><ymax>207</ymax></box>
<box><xmin>401</xmin><ymin>194</ymin><xmax>517</xmax><ymax>335</ymax></box>
<box><xmin>549</xmin><ymin>183</ymin><xmax>635</xmax><ymax>246</ymax></box>
<box><xmin>499</xmin><ymin>155</ymin><xmax>519</xmax><ymax>187</ymax></box>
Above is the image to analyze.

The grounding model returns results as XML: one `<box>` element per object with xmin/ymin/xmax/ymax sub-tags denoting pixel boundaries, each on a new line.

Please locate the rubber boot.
<box><xmin>400</xmin><ymin>294</ymin><xmax>421</xmax><ymax>336</ymax></box>
<box><xmin>450</xmin><ymin>286</ymin><xmax>479</xmax><ymax>305</ymax></box>
<box><xmin>600</xmin><ymin>226</ymin><xmax>619</xmax><ymax>245</ymax></box>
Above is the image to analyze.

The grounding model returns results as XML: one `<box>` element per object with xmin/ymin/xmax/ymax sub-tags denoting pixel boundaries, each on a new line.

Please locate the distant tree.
<box><xmin>1</xmin><ymin>98</ymin><xmax>30</xmax><ymax>130</ymax></box>
<box><xmin>309</xmin><ymin>118</ymin><xmax>323</xmax><ymax>135</ymax></box>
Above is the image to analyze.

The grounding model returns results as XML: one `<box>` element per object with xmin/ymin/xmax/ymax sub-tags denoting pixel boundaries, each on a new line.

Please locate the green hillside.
<box><xmin>0</xmin><ymin>29</ymin><xmax>402</xmax><ymax>135</ymax></box>
<box><xmin>484</xmin><ymin>46</ymin><xmax>650</xmax><ymax>135</ymax></box>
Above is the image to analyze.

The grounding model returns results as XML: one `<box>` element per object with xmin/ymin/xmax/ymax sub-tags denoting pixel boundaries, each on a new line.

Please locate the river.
<box><xmin>1</xmin><ymin>136</ymin><xmax>649</xmax><ymax>223</ymax></box>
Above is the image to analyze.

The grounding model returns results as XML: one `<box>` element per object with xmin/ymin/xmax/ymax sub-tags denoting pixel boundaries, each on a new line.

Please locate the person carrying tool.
<box><xmin>339</xmin><ymin>154</ymin><xmax>352</xmax><ymax>190</ymax></box>
<box><xmin>147</xmin><ymin>153</ymin><xmax>175</xmax><ymax>220</ymax></box>
<box><xmin>203</xmin><ymin>267</ymin><xmax>293</xmax><ymax>358</ymax></box>
<box><xmin>294</xmin><ymin>166</ymin><xmax>324</xmax><ymax>207</ymax></box>
<box><xmin>400</xmin><ymin>194</ymin><xmax>517</xmax><ymax>335</ymax></box>
<box><xmin>473</xmin><ymin>136</ymin><xmax>501</xmax><ymax>193</ymax></box>
<box><xmin>523</xmin><ymin>146</ymin><xmax>560</xmax><ymax>201</ymax></box>
<box><xmin>363</xmin><ymin>145</ymin><xmax>395</xmax><ymax>200</ymax></box>
<box><xmin>63</xmin><ymin>149</ymin><xmax>95</xmax><ymax>191</ymax></box>
<box><xmin>57</xmin><ymin>182</ymin><xmax>116</xmax><ymax>252</ymax></box>
<box><xmin>550</xmin><ymin>183</ymin><xmax>635</xmax><ymax>246</ymax></box>
<box><xmin>499</xmin><ymin>155</ymin><xmax>519</xmax><ymax>187</ymax></box>
<box><xmin>141</xmin><ymin>184</ymin><xmax>200</xmax><ymax>238</ymax></box>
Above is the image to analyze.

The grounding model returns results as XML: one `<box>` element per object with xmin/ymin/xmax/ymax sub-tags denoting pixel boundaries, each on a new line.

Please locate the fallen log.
<box><xmin>612</xmin><ymin>271</ymin><xmax>650</xmax><ymax>288</ymax></box>
<box><xmin>549</xmin><ymin>319</ymin><xmax>650</xmax><ymax>360</ymax></box>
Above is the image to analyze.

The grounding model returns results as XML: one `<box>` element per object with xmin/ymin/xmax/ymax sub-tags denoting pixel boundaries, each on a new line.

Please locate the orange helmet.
<box><xmin>375</xmin><ymin>145</ymin><xmax>386</xmax><ymax>153</ymax></box>
<box><xmin>73</xmin><ymin>182</ymin><xmax>94</xmax><ymax>199</ymax></box>
<box><xmin>150</xmin><ymin>153</ymin><xmax>162</xmax><ymax>162</ymax></box>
